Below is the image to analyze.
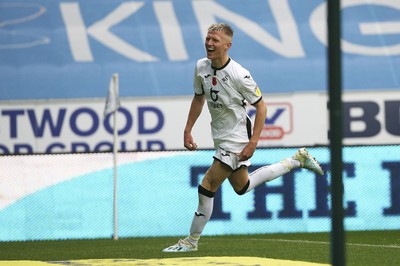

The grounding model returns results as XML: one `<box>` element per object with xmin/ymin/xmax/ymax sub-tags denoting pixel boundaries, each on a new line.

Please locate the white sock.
<box><xmin>188</xmin><ymin>190</ymin><xmax>214</xmax><ymax>244</ymax></box>
<box><xmin>245</xmin><ymin>158</ymin><xmax>300</xmax><ymax>193</ymax></box>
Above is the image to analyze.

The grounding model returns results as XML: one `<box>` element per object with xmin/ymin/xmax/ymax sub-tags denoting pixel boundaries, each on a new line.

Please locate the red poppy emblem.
<box><xmin>212</xmin><ymin>76</ymin><xmax>217</xmax><ymax>86</ymax></box>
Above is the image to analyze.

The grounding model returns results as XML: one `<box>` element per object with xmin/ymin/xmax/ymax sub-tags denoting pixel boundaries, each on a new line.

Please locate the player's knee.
<box><xmin>235</xmin><ymin>180</ymin><xmax>250</xmax><ymax>195</ymax></box>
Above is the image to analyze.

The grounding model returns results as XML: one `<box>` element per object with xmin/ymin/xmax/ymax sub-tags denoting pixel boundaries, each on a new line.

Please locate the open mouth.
<box><xmin>206</xmin><ymin>47</ymin><xmax>215</xmax><ymax>56</ymax></box>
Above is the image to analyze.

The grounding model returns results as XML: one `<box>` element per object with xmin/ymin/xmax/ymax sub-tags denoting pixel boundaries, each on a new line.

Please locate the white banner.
<box><xmin>0</xmin><ymin>90</ymin><xmax>399</xmax><ymax>154</ymax></box>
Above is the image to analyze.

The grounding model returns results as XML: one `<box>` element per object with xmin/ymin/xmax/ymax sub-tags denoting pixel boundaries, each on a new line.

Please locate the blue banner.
<box><xmin>0</xmin><ymin>0</ymin><xmax>399</xmax><ymax>100</ymax></box>
<box><xmin>0</xmin><ymin>146</ymin><xmax>399</xmax><ymax>241</ymax></box>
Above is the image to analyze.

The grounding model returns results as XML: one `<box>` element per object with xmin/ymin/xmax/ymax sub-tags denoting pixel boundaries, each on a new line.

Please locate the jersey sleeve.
<box><xmin>193</xmin><ymin>62</ymin><xmax>204</xmax><ymax>95</ymax></box>
<box><xmin>238</xmin><ymin>70</ymin><xmax>262</xmax><ymax>105</ymax></box>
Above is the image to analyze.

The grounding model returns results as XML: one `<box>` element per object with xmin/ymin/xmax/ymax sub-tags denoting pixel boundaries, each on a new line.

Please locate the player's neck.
<box><xmin>211</xmin><ymin>55</ymin><xmax>230</xmax><ymax>69</ymax></box>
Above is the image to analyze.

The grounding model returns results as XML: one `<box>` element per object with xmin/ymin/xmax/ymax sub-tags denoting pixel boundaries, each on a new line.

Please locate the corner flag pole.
<box><xmin>328</xmin><ymin>1</ymin><xmax>345</xmax><ymax>265</ymax></box>
<box><xmin>113</xmin><ymin>100</ymin><xmax>118</xmax><ymax>240</ymax></box>
<box><xmin>104</xmin><ymin>73</ymin><xmax>121</xmax><ymax>240</ymax></box>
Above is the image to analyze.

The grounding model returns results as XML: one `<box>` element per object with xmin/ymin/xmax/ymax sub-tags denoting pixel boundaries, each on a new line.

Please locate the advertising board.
<box><xmin>1</xmin><ymin>90</ymin><xmax>399</xmax><ymax>154</ymax></box>
<box><xmin>1</xmin><ymin>146</ymin><xmax>399</xmax><ymax>241</ymax></box>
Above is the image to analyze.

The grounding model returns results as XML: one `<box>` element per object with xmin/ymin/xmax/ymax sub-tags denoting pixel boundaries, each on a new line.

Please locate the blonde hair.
<box><xmin>207</xmin><ymin>23</ymin><xmax>234</xmax><ymax>39</ymax></box>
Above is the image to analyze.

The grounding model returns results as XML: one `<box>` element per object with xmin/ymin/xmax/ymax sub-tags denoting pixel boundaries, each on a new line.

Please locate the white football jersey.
<box><xmin>194</xmin><ymin>58</ymin><xmax>263</xmax><ymax>151</ymax></box>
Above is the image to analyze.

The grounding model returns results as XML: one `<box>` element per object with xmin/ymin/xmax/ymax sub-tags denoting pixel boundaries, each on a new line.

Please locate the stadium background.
<box><xmin>0</xmin><ymin>0</ymin><xmax>399</xmax><ymax>241</ymax></box>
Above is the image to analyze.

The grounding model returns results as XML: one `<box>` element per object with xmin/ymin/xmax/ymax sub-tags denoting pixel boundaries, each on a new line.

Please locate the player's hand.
<box><xmin>238</xmin><ymin>142</ymin><xmax>256</xmax><ymax>161</ymax></box>
<box><xmin>184</xmin><ymin>132</ymin><xmax>198</xmax><ymax>151</ymax></box>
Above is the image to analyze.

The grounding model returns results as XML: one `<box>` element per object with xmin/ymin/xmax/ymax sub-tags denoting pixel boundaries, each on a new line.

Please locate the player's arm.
<box><xmin>250</xmin><ymin>98</ymin><xmax>267</xmax><ymax>145</ymax></box>
<box><xmin>239</xmin><ymin>97</ymin><xmax>267</xmax><ymax>161</ymax></box>
<box><xmin>184</xmin><ymin>94</ymin><xmax>206</xmax><ymax>150</ymax></box>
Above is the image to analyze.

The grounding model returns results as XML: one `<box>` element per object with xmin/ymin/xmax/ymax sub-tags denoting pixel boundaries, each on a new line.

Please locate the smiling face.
<box><xmin>205</xmin><ymin>29</ymin><xmax>232</xmax><ymax>68</ymax></box>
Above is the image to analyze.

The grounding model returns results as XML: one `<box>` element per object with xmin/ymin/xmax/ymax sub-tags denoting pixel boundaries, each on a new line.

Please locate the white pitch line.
<box><xmin>247</xmin><ymin>238</ymin><xmax>400</xmax><ymax>249</ymax></box>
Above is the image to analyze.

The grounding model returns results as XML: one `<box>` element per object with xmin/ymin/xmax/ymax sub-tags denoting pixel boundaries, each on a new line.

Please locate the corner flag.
<box><xmin>104</xmin><ymin>73</ymin><xmax>120</xmax><ymax>240</ymax></box>
<box><xmin>104</xmin><ymin>73</ymin><xmax>120</xmax><ymax>118</ymax></box>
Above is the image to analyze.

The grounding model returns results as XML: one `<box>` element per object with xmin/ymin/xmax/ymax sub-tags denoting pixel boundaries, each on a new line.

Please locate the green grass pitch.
<box><xmin>1</xmin><ymin>230</ymin><xmax>399</xmax><ymax>265</ymax></box>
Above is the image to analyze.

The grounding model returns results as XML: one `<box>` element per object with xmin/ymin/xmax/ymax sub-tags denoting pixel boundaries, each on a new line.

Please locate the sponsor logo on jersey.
<box><xmin>255</xmin><ymin>87</ymin><xmax>261</xmax><ymax>97</ymax></box>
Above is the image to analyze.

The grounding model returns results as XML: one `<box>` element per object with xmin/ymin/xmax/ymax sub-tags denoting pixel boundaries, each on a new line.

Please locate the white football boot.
<box><xmin>292</xmin><ymin>148</ymin><xmax>324</xmax><ymax>175</ymax></box>
<box><xmin>162</xmin><ymin>238</ymin><xmax>198</xmax><ymax>252</ymax></box>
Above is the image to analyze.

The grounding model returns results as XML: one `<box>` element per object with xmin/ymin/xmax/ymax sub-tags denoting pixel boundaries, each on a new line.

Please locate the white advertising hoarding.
<box><xmin>0</xmin><ymin>90</ymin><xmax>399</xmax><ymax>154</ymax></box>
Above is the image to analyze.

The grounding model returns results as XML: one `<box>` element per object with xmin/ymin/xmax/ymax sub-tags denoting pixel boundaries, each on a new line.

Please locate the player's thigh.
<box><xmin>201</xmin><ymin>159</ymin><xmax>232</xmax><ymax>192</ymax></box>
<box><xmin>228</xmin><ymin>166</ymin><xmax>249</xmax><ymax>192</ymax></box>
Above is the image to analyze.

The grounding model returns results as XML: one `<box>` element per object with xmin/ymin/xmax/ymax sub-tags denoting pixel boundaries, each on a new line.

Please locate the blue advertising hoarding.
<box><xmin>0</xmin><ymin>0</ymin><xmax>399</xmax><ymax>101</ymax></box>
<box><xmin>0</xmin><ymin>146</ymin><xmax>399</xmax><ymax>241</ymax></box>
